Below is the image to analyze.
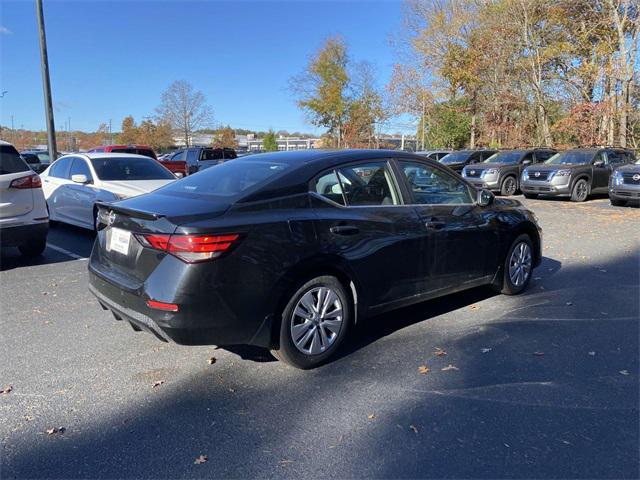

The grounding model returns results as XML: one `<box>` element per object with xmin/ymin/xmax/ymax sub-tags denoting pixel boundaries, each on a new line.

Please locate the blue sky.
<box><xmin>0</xmin><ymin>0</ymin><xmax>408</xmax><ymax>134</ymax></box>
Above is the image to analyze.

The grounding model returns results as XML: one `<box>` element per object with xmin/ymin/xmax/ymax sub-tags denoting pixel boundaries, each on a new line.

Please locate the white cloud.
<box><xmin>0</xmin><ymin>26</ymin><xmax>12</xmax><ymax>35</ymax></box>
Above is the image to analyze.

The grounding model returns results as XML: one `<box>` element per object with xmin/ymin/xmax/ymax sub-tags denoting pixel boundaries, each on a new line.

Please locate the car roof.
<box><xmin>62</xmin><ymin>152</ymin><xmax>156</xmax><ymax>160</ymax></box>
<box><xmin>0</xmin><ymin>140</ymin><xmax>12</xmax><ymax>146</ymax></box>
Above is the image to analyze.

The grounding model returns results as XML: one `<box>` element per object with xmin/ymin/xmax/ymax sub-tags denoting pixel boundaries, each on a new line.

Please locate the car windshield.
<box><xmin>0</xmin><ymin>145</ymin><xmax>30</xmax><ymax>175</ymax></box>
<box><xmin>90</xmin><ymin>157</ymin><xmax>175</xmax><ymax>181</ymax></box>
<box><xmin>484</xmin><ymin>151</ymin><xmax>523</xmax><ymax>164</ymax></box>
<box><xmin>161</xmin><ymin>159</ymin><xmax>289</xmax><ymax>199</ymax></box>
<box><xmin>544</xmin><ymin>151</ymin><xmax>593</xmax><ymax>165</ymax></box>
<box><xmin>440</xmin><ymin>152</ymin><xmax>471</xmax><ymax>164</ymax></box>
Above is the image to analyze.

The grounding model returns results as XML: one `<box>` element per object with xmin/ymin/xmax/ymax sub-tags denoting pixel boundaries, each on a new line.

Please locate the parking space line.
<box><xmin>47</xmin><ymin>243</ymin><xmax>88</xmax><ymax>261</ymax></box>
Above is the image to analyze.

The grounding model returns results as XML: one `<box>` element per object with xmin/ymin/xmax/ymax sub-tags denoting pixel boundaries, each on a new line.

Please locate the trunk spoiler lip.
<box><xmin>96</xmin><ymin>201</ymin><xmax>165</xmax><ymax>221</ymax></box>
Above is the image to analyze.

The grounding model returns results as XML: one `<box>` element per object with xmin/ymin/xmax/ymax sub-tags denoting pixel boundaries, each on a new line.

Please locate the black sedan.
<box><xmin>88</xmin><ymin>150</ymin><xmax>542</xmax><ymax>369</ymax></box>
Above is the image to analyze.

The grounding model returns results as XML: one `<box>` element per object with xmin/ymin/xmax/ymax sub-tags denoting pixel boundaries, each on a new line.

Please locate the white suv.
<box><xmin>0</xmin><ymin>140</ymin><xmax>49</xmax><ymax>257</ymax></box>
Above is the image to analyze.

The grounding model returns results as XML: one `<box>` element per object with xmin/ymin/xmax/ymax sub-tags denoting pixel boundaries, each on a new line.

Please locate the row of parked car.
<box><xmin>417</xmin><ymin>147</ymin><xmax>640</xmax><ymax>206</ymax></box>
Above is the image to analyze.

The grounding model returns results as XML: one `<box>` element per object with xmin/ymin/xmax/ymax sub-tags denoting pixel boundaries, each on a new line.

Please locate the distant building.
<box><xmin>247</xmin><ymin>137</ymin><xmax>318</xmax><ymax>152</ymax></box>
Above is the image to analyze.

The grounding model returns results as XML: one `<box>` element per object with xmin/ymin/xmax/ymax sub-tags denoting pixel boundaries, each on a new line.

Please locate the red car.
<box><xmin>87</xmin><ymin>145</ymin><xmax>187</xmax><ymax>177</ymax></box>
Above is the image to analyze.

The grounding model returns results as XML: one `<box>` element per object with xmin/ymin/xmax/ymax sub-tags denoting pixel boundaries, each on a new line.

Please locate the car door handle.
<box><xmin>425</xmin><ymin>218</ymin><xmax>446</xmax><ymax>230</ymax></box>
<box><xmin>330</xmin><ymin>225</ymin><xmax>360</xmax><ymax>236</ymax></box>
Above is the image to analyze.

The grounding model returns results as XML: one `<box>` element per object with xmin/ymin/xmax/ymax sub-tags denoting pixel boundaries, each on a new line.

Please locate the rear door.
<box><xmin>311</xmin><ymin>160</ymin><xmax>425</xmax><ymax>310</ymax></box>
<box><xmin>0</xmin><ymin>144</ymin><xmax>34</xmax><ymax>219</ymax></box>
<box><xmin>395</xmin><ymin>159</ymin><xmax>498</xmax><ymax>293</ymax></box>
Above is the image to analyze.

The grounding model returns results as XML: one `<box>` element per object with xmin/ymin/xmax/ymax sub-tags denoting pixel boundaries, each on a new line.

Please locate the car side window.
<box><xmin>594</xmin><ymin>152</ymin><xmax>608</xmax><ymax>165</ymax></box>
<box><xmin>22</xmin><ymin>154</ymin><xmax>39</xmax><ymax>164</ymax></box>
<box><xmin>172</xmin><ymin>150</ymin><xmax>186</xmax><ymax>161</ymax></box>
<box><xmin>49</xmin><ymin>157</ymin><xmax>73</xmax><ymax>179</ymax></box>
<box><xmin>313</xmin><ymin>170</ymin><xmax>345</xmax><ymax>206</ymax></box>
<box><xmin>336</xmin><ymin>162</ymin><xmax>399</xmax><ymax>206</ymax></box>
<box><xmin>69</xmin><ymin>158</ymin><xmax>93</xmax><ymax>181</ymax></box>
<box><xmin>607</xmin><ymin>151</ymin><xmax>624</xmax><ymax>165</ymax></box>
<box><xmin>522</xmin><ymin>152</ymin><xmax>534</xmax><ymax>163</ymax></box>
<box><xmin>399</xmin><ymin>160</ymin><xmax>473</xmax><ymax>205</ymax></box>
<box><xmin>469</xmin><ymin>153</ymin><xmax>481</xmax><ymax>164</ymax></box>
<box><xmin>186</xmin><ymin>149</ymin><xmax>199</xmax><ymax>166</ymax></box>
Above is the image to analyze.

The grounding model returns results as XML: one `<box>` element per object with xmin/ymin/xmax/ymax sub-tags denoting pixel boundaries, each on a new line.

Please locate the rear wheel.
<box><xmin>571</xmin><ymin>179</ymin><xmax>589</xmax><ymax>202</ymax></box>
<box><xmin>610</xmin><ymin>198</ymin><xmax>626</xmax><ymax>207</ymax></box>
<box><xmin>18</xmin><ymin>237</ymin><xmax>46</xmax><ymax>258</ymax></box>
<box><xmin>500</xmin><ymin>176</ymin><xmax>517</xmax><ymax>196</ymax></box>
<box><xmin>271</xmin><ymin>275</ymin><xmax>351</xmax><ymax>369</ymax></box>
<box><xmin>523</xmin><ymin>193</ymin><xmax>538</xmax><ymax>199</ymax></box>
<box><xmin>496</xmin><ymin>234</ymin><xmax>533</xmax><ymax>295</ymax></box>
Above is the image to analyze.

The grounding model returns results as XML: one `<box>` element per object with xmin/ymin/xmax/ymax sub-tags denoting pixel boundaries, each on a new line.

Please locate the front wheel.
<box><xmin>271</xmin><ymin>275</ymin><xmax>351</xmax><ymax>369</ymax></box>
<box><xmin>18</xmin><ymin>237</ymin><xmax>47</xmax><ymax>258</ymax></box>
<box><xmin>497</xmin><ymin>234</ymin><xmax>533</xmax><ymax>295</ymax></box>
<box><xmin>571</xmin><ymin>179</ymin><xmax>589</xmax><ymax>202</ymax></box>
<box><xmin>500</xmin><ymin>176</ymin><xmax>517</xmax><ymax>196</ymax></box>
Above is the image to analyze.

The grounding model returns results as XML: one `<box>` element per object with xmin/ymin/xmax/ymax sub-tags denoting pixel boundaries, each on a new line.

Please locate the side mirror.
<box><xmin>174</xmin><ymin>172</ymin><xmax>184</xmax><ymax>179</ymax></box>
<box><xmin>522</xmin><ymin>159</ymin><xmax>532</xmax><ymax>165</ymax></box>
<box><xmin>593</xmin><ymin>159</ymin><xmax>604</xmax><ymax>167</ymax></box>
<box><xmin>71</xmin><ymin>174</ymin><xmax>89</xmax><ymax>184</ymax></box>
<box><xmin>477</xmin><ymin>188</ymin><xmax>494</xmax><ymax>207</ymax></box>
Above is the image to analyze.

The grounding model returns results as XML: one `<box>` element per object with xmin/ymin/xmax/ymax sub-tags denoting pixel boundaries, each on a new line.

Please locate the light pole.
<box><xmin>36</xmin><ymin>0</ymin><xmax>57</xmax><ymax>159</ymax></box>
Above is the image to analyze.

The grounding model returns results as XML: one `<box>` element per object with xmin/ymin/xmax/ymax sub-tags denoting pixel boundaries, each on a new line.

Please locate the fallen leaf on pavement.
<box><xmin>481</xmin><ymin>348</ymin><xmax>492</xmax><ymax>353</ymax></box>
<box><xmin>619</xmin><ymin>370</ymin><xmax>629</xmax><ymax>376</ymax></box>
<box><xmin>418</xmin><ymin>365</ymin><xmax>430</xmax><ymax>375</ymax></box>
<box><xmin>469</xmin><ymin>304</ymin><xmax>480</xmax><ymax>311</ymax></box>
<box><xmin>532</xmin><ymin>351</ymin><xmax>545</xmax><ymax>356</ymax></box>
<box><xmin>441</xmin><ymin>364</ymin><xmax>459</xmax><ymax>371</ymax></box>
<box><xmin>194</xmin><ymin>455</ymin><xmax>208</xmax><ymax>465</ymax></box>
<box><xmin>152</xmin><ymin>380</ymin><xmax>165</xmax><ymax>388</ymax></box>
<box><xmin>46</xmin><ymin>427</ymin><xmax>65</xmax><ymax>436</ymax></box>
<box><xmin>409</xmin><ymin>425</ymin><xmax>418</xmax><ymax>433</ymax></box>
<box><xmin>207</xmin><ymin>356</ymin><xmax>217</xmax><ymax>365</ymax></box>
<box><xmin>0</xmin><ymin>385</ymin><xmax>12</xmax><ymax>395</ymax></box>
<box><xmin>367</xmin><ymin>414</ymin><xmax>376</xmax><ymax>420</ymax></box>
<box><xmin>433</xmin><ymin>348</ymin><xmax>447</xmax><ymax>356</ymax></box>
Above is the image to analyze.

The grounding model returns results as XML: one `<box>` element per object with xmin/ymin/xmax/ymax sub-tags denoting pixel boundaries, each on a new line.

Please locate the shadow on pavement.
<box><xmin>3</xmin><ymin>252</ymin><xmax>638</xmax><ymax>479</ymax></box>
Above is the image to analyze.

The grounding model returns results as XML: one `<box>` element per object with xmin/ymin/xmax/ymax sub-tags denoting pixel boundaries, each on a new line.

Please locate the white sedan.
<box><xmin>41</xmin><ymin>153</ymin><xmax>177</xmax><ymax>230</ymax></box>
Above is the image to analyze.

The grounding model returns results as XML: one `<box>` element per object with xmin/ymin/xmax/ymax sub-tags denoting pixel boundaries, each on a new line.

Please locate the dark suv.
<box><xmin>168</xmin><ymin>147</ymin><xmax>237</xmax><ymax>175</ymax></box>
<box><xmin>609</xmin><ymin>157</ymin><xmax>640</xmax><ymax>206</ymax></box>
<box><xmin>521</xmin><ymin>148</ymin><xmax>635</xmax><ymax>202</ymax></box>
<box><xmin>463</xmin><ymin>148</ymin><xmax>557</xmax><ymax>196</ymax></box>
<box><xmin>440</xmin><ymin>149</ymin><xmax>497</xmax><ymax>174</ymax></box>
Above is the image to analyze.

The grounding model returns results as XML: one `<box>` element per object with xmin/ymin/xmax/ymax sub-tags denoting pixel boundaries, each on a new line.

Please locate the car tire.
<box><xmin>497</xmin><ymin>234</ymin><xmax>533</xmax><ymax>296</ymax></box>
<box><xmin>18</xmin><ymin>237</ymin><xmax>47</xmax><ymax>258</ymax></box>
<box><xmin>523</xmin><ymin>193</ymin><xmax>538</xmax><ymax>199</ymax></box>
<box><xmin>500</xmin><ymin>176</ymin><xmax>517</xmax><ymax>196</ymax></box>
<box><xmin>271</xmin><ymin>275</ymin><xmax>351</xmax><ymax>369</ymax></box>
<box><xmin>610</xmin><ymin>198</ymin><xmax>626</xmax><ymax>207</ymax></box>
<box><xmin>570</xmin><ymin>179</ymin><xmax>589</xmax><ymax>202</ymax></box>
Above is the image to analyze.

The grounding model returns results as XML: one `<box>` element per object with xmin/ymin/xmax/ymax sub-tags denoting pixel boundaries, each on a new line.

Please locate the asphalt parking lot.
<box><xmin>1</xmin><ymin>196</ymin><xmax>638</xmax><ymax>479</ymax></box>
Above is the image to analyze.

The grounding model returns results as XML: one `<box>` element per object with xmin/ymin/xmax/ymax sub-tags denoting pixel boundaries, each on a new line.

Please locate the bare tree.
<box><xmin>156</xmin><ymin>80</ymin><xmax>213</xmax><ymax>147</ymax></box>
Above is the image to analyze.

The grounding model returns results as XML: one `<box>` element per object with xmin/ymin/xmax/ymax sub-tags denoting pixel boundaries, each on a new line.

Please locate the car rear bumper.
<box><xmin>88</xmin><ymin>265</ymin><xmax>270</xmax><ymax>347</ymax></box>
<box><xmin>0</xmin><ymin>221</ymin><xmax>48</xmax><ymax>247</ymax></box>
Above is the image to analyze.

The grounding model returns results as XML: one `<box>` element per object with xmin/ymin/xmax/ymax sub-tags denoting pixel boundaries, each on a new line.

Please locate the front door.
<box><xmin>395</xmin><ymin>159</ymin><xmax>499</xmax><ymax>294</ymax></box>
<box><xmin>592</xmin><ymin>151</ymin><xmax>610</xmax><ymax>191</ymax></box>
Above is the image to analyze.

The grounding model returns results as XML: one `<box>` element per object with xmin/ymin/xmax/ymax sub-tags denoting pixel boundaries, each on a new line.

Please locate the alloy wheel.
<box><xmin>575</xmin><ymin>181</ymin><xmax>588</xmax><ymax>201</ymax></box>
<box><xmin>508</xmin><ymin>242</ymin><xmax>532</xmax><ymax>287</ymax></box>
<box><xmin>504</xmin><ymin>177</ymin><xmax>516</xmax><ymax>195</ymax></box>
<box><xmin>290</xmin><ymin>287</ymin><xmax>344</xmax><ymax>355</ymax></box>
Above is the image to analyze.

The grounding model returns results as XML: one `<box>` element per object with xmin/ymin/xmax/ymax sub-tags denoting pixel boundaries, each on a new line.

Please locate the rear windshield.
<box><xmin>162</xmin><ymin>159</ymin><xmax>289</xmax><ymax>199</ymax></box>
<box><xmin>90</xmin><ymin>157</ymin><xmax>175</xmax><ymax>181</ymax></box>
<box><xmin>111</xmin><ymin>148</ymin><xmax>156</xmax><ymax>159</ymax></box>
<box><xmin>0</xmin><ymin>145</ymin><xmax>30</xmax><ymax>175</ymax></box>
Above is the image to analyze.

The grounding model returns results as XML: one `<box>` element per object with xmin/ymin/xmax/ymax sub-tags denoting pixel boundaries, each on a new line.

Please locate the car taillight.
<box><xmin>10</xmin><ymin>174</ymin><xmax>42</xmax><ymax>189</ymax></box>
<box><xmin>135</xmin><ymin>233</ymin><xmax>240</xmax><ymax>263</ymax></box>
